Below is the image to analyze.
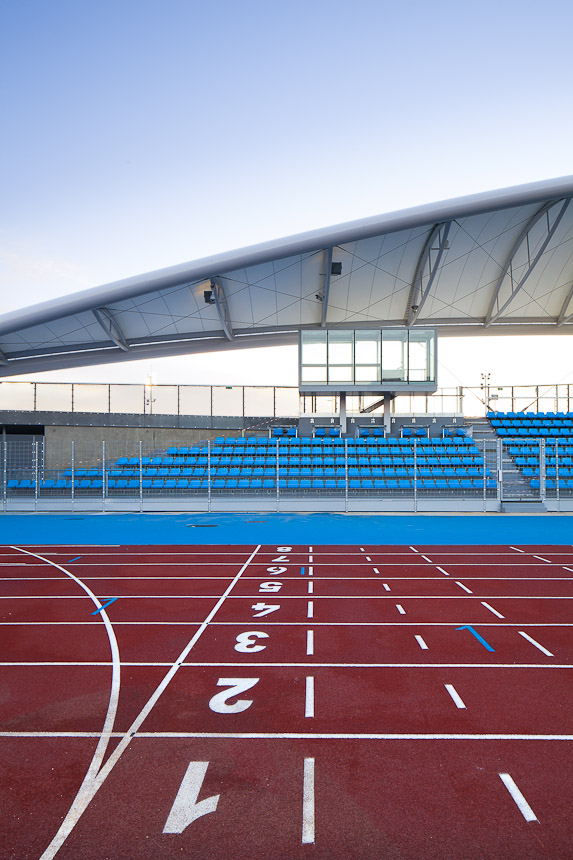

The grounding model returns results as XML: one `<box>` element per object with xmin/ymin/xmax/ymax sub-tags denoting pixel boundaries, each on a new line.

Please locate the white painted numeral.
<box><xmin>234</xmin><ymin>631</ymin><xmax>269</xmax><ymax>653</ymax></box>
<box><xmin>272</xmin><ymin>555</ymin><xmax>290</xmax><ymax>562</ymax></box>
<box><xmin>208</xmin><ymin>678</ymin><xmax>259</xmax><ymax>713</ymax></box>
<box><xmin>251</xmin><ymin>602</ymin><xmax>280</xmax><ymax>617</ymax></box>
<box><xmin>163</xmin><ymin>761</ymin><xmax>219</xmax><ymax>834</ymax></box>
<box><xmin>259</xmin><ymin>581</ymin><xmax>282</xmax><ymax>593</ymax></box>
<box><xmin>277</xmin><ymin>546</ymin><xmax>292</xmax><ymax>552</ymax></box>
<box><xmin>266</xmin><ymin>566</ymin><xmax>287</xmax><ymax>574</ymax></box>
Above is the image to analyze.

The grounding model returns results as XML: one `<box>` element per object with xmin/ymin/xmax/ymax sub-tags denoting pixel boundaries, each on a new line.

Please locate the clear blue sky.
<box><xmin>1</xmin><ymin>0</ymin><xmax>573</xmax><ymax>391</ymax></box>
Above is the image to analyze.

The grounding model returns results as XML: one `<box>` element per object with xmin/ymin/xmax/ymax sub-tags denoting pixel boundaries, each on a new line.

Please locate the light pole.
<box><xmin>480</xmin><ymin>373</ymin><xmax>491</xmax><ymax>411</ymax></box>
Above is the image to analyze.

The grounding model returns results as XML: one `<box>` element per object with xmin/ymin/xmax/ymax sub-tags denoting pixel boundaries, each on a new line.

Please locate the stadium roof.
<box><xmin>1</xmin><ymin>175</ymin><xmax>573</xmax><ymax>377</ymax></box>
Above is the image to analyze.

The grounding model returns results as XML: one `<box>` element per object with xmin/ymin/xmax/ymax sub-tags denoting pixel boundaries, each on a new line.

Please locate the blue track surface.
<box><xmin>0</xmin><ymin>512</ymin><xmax>572</xmax><ymax>545</ymax></box>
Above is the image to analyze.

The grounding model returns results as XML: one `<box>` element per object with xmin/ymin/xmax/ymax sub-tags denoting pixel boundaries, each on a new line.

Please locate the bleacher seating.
<box><xmin>8</xmin><ymin>430</ymin><xmax>497</xmax><ymax>495</ymax></box>
<box><xmin>488</xmin><ymin>411</ymin><xmax>573</xmax><ymax>491</ymax></box>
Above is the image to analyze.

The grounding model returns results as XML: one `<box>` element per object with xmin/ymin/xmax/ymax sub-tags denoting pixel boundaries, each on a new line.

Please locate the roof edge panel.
<box><xmin>1</xmin><ymin>175</ymin><xmax>573</xmax><ymax>337</ymax></box>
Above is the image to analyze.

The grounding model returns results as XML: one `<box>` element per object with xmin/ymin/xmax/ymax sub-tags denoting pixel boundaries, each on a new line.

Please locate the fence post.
<box><xmin>2</xmin><ymin>438</ymin><xmax>6</xmax><ymax>512</ymax></box>
<box><xmin>34</xmin><ymin>440</ymin><xmax>39</xmax><ymax>512</ymax></box>
<box><xmin>71</xmin><ymin>441</ymin><xmax>75</xmax><ymax>511</ymax></box>
<box><xmin>482</xmin><ymin>440</ymin><xmax>487</xmax><ymax>512</ymax></box>
<box><xmin>540</xmin><ymin>438</ymin><xmax>546</xmax><ymax>503</ymax></box>
<box><xmin>207</xmin><ymin>439</ymin><xmax>211</xmax><ymax>513</ymax></box>
<box><xmin>276</xmin><ymin>439</ymin><xmax>280</xmax><ymax>512</ymax></box>
<box><xmin>344</xmin><ymin>438</ymin><xmax>348</xmax><ymax>513</ymax></box>
<box><xmin>413</xmin><ymin>438</ymin><xmax>417</xmax><ymax>513</ymax></box>
<box><xmin>102</xmin><ymin>440</ymin><xmax>106</xmax><ymax>512</ymax></box>
<box><xmin>556</xmin><ymin>438</ymin><xmax>560</xmax><ymax>512</ymax></box>
<box><xmin>139</xmin><ymin>441</ymin><xmax>143</xmax><ymax>513</ymax></box>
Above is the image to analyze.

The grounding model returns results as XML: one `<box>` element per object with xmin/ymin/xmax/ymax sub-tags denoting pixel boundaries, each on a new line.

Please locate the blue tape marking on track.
<box><xmin>456</xmin><ymin>625</ymin><xmax>495</xmax><ymax>652</ymax></box>
<box><xmin>300</xmin><ymin>566</ymin><xmax>305</xmax><ymax>575</ymax></box>
<box><xmin>67</xmin><ymin>556</ymin><xmax>82</xmax><ymax>563</ymax></box>
<box><xmin>91</xmin><ymin>597</ymin><xmax>118</xmax><ymax>616</ymax></box>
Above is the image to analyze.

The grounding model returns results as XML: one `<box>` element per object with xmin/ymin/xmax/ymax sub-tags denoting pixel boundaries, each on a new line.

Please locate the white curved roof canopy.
<box><xmin>1</xmin><ymin>175</ymin><xmax>573</xmax><ymax>377</ymax></box>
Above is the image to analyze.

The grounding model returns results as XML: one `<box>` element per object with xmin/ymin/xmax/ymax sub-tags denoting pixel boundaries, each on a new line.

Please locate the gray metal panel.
<box><xmin>1</xmin><ymin>176</ymin><xmax>573</xmax><ymax>377</ymax></box>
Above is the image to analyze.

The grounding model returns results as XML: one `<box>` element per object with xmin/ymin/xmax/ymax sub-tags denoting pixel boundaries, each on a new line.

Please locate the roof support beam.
<box><xmin>556</xmin><ymin>281</ymin><xmax>573</xmax><ymax>326</ymax></box>
<box><xmin>210</xmin><ymin>277</ymin><xmax>233</xmax><ymax>341</ymax></box>
<box><xmin>485</xmin><ymin>198</ymin><xmax>571</xmax><ymax>326</ymax></box>
<box><xmin>406</xmin><ymin>221</ymin><xmax>451</xmax><ymax>326</ymax></box>
<box><xmin>92</xmin><ymin>307</ymin><xmax>129</xmax><ymax>351</ymax></box>
<box><xmin>0</xmin><ymin>348</ymin><xmax>9</xmax><ymax>366</ymax></box>
<box><xmin>321</xmin><ymin>247</ymin><xmax>333</xmax><ymax>328</ymax></box>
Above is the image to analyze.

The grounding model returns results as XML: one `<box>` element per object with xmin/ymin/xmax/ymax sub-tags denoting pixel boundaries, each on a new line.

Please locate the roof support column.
<box><xmin>210</xmin><ymin>277</ymin><xmax>234</xmax><ymax>341</ymax></box>
<box><xmin>92</xmin><ymin>307</ymin><xmax>129</xmax><ymax>351</ymax></box>
<box><xmin>406</xmin><ymin>222</ymin><xmax>451</xmax><ymax>326</ymax></box>
<box><xmin>321</xmin><ymin>247</ymin><xmax>333</xmax><ymax>328</ymax></box>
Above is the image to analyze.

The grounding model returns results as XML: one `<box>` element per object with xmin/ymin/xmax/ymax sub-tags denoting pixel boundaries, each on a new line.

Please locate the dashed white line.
<box><xmin>534</xmin><ymin>556</ymin><xmax>551</xmax><ymax>564</ymax></box>
<box><xmin>308</xmin><ymin>566</ymin><xmax>313</xmax><ymax>577</ymax></box>
<box><xmin>307</xmin><ymin>601</ymin><xmax>314</xmax><ymax>619</ymax></box>
<box><xmin>518</xmin><ymin>631</ymin><xmax>554</xmax><ymax>656</ymax></box>
<box><xmin>308</xmin><ymin>555</ymin><xmax>313</xmax><ymax>563</ymax></box>
<box><xmin>383</xmin><ymin>583</ymin><xmax>391</xmax><ymax>591</ymax></box>
<box><xmin>396</xmin><ymin>604</ymin><xmax>406</xmax><ymax>615</ymax></box>
<box><xmin>307</xmin><ymin>582</ymin><xmax>314</xmax><ymax>594</ymax></box>
<box><xmin>510</xmin><ymin>546</ymin><xmax>525</xmax><ymax>553</ymax></box>
<box><xmin>563</xmin><ymin>567</ymin><xmax>573</xmax><ymax>573</ymax></box>
<box><xmin>498</xmin><ymin>773</ymin><xmax>538</xmax><ymax>822</ymax></box>
<box><xmin>360</xmin><ymin>548</ymin><xmax>365</xmax><ymax>552</ymax></box>
<box><xmin>444</xmin><ymin>684</ymin><xmax>466</xmax><ymax>709</ymax></box>
<box><xmin>481</xmin><ymin>601</ymin><xmax>505</xmax><ymax>618</ymax></box>
<box><xmin>421</xmin><ymin>555</ymin><xmax>432</xmax><ymax>563</ymax></box>
<box><xmin>302</xmin><ymin>758</ymin><xmax>315</xmax><ymax>843</ymax></box>
<box><xmin>409</xmin><ymin>546</ymin><xmax>419</xmax><ymax>553</ymax></box>
<box><xmin>306</xmin><ymin>630</ymin><xmax>314</xmax><ymax>656</ymax></box>
<box><xmin>436</xmin><ymin>567</ymin><xmax>450</xmax><ymax>576</ymax></box>
<box><xmin>415</xmin><ymin>635</ymin><xmax>428</xmax><ymax>650</ymax></box>
<box><xmin>373</xmin><ymin>568</ymin><xmax>380</xmax><ymax>574</ymax></box>
<box><xmin>455</xmin><ymin>581</ymin><xmax>473</xmax><ymax>594</ymax></box>
<box><xmin>365</xmin><ymin>556</ymin><xmax>372</xmax><ymax>562</ymax></box>
<box><xmin>305</xmin><ymin>677</ymin><xmax>314</xmax><ymax>718</ymax></box>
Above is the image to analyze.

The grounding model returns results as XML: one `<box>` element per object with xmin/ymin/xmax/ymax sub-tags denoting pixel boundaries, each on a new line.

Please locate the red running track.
<box><xmin>1</xmin><ymin>543</ymin><xmax>573</xmax><ymax>859</ymax></box>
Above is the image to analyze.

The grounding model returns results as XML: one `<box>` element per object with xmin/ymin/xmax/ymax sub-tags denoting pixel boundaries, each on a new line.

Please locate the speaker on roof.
<box><xmin>330</xmin><ymin>262</ymin><xmax>342</xmax><ymax>275</ymax></box>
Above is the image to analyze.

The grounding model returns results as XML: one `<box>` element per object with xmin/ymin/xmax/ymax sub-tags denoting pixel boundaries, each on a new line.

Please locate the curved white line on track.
<box><xmin>10</xmin><ymin>546</ymin><xmax>121</xmax><ymax>860</ymax></box>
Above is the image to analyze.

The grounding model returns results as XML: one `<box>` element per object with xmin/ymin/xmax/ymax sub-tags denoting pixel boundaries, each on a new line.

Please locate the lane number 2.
<box><xmin>208</xmin><ymin>677</ymin><xmax>260</xmax><ymax>713</ymax></box>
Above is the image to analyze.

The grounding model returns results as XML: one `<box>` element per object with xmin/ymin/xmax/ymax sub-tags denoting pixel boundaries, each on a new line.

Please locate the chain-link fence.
<box><xmin>0</xmin><ymin>435</ymin><xmax>506</xmax><ymax>512</ymax></box>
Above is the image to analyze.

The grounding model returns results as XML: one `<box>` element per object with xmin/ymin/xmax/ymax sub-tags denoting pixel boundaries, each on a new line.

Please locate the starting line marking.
<box><xmin>415</xmin><ymin>635</ymin><xmax>429</xmax><ymax>650</ymax></box>
<box><xmin>533</xmin><ymin>556</ymin><xmax>551</xmax><ymax>564</ymax></box>
<box><xmin>498</xmin><ymin>773</ymin><xmax>538</xmax><ymax>821</ymax></box>
<box><xmin>302</xmin><ymin>758</ymin><xmax>315</xmax><ymax>844</ymax></box>
<box><xmin>305</xmin><ymin>676</ymin><xmax>314</xmax><ymax>718</ymax></box>
<box><xmin>436</xmin><ymin>567</ymin><xmax>450</xmax><ymax>576</ymax></box>
<box><xmin>383</xmin><ymin>583</ymin><xmax>391</xmax><ymax>591</ymax></box>
<box><xmin>444</xmin><ymin>683</ymin><xmax>466</xmax><ymax>709</ymax></box>
<box><xmin>455</xmin><ymin>581</ymin><xmax>473</xmax><ymax>594</ymax></box>
<box><xmin>518</xmin><ymin>631</ymin><xmax>554</xmax><ymax>656</ymax></box>
<box><xmin>396</xmin><ymin>604</ymin><xmax>406</xmax><ymax>614</ymax></box>
<box><xmin>481</xmin><ymin>601</ymin><xmax>505</xmax><ymax>619</ymax></box>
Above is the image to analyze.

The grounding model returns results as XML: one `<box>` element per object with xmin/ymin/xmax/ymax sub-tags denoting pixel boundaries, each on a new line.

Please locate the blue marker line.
<box><xmin>300</xmin><ymin>566</ymin><xmax>305</xmax><ymax>575</ymax></box>
<box><xmin>91</xmin><ymin>597</ymin><xmax>118</xmax><ymax>616</ymax></box>
<box><xmin>456</xmin><ymin>625</ymin><xmax>495</xmax><ymax>652</ymax></box>
<box><xmin>68</xmin><ymin>556</ymin><xmax>82</xmax><ymax>563</ymax></box>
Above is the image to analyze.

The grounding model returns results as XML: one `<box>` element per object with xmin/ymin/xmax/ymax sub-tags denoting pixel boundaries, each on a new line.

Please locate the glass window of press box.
<box><xmin>300</xmin><ymin>329</ymin><xmax>435</xmax><ymax>386</ymax></box>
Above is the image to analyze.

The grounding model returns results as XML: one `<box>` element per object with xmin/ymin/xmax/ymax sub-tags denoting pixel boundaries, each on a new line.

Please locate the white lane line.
<box><xmin>437</xmin><ymin>567</ymin><xmax>450</xmax><ymax>576</ymax></box>
<box><xmin>510</xmin><ymin>546</ymin><xmax>525</xmax><ymax>553</ymax></box>
<box><xmin>444</xmin><ymin>684</ymin><xmax>466</xmax><ymax>709</ymax></box>
<box><xmin>6</xmin><ymin>731</ymin><xmax>570</xmax><ymax>740</ymax></box>
<box><xmin>534</xmin><ymin>556</ymin><xmax>551</xmax><ymax>564</ymax></box>
<box><xmin>309</xmin><ymin>566</ymin><xmax>313</xmax><ymax>577</ymax></box>
<box><xmin>563</xmin><ymin>567</ymin><xmax>573</xmax><ymax>573</ymax></box>
<box><xmin>11</xmin><ymin>546</ymin><xmax>121</xmax><ymax>860</ymax></box>
<box><xmin>308</xmin><ymin>555</ymin><xmax>313</xmax><ymax>563</ymax></box>
<box><xmin>306</xmin><ymin>630</ymin><xmax>314</xmax><ymax>656</ymax></box>
<box><xmin>373</xmin><ymin>568</ymin><xmax>380</xmax><ymax>574</ymax></box>
<box><xmin>366</xmin><ymin>556</ymin><xmax>372</xmax><ymax>562</ymax></box>
<box><xmin>455</xmin><ymin>581</ymin><xmax>473</xmax><ymax>594</ymax></box>
<box><xmin>308</xmin><ymin>546</ymin><xmax>313</xmax><ymax>552</ymax></box>
<box><xmin>415</xmin><ymin>635</ymin><xmax>428</xmax><ymax>650</ymax></box>
<box><xmin>305</xmin><ymin>676</ymin><xmax>314</xmax><ymax>718</ymax></box>
<box><xmin>498</xmin><ymin>773</ymin><xmax>538</xmax><ymax>821</ymax></box>
<box><xmin>360</xmin><ymin>548</ymin><xmax>365</xmax><ymax>552</ymax></box>
<box><xmin>1</xmin><ymin>660</ymin><xmax>573</xmax><ymax>669</ymax></box>
<box><xmin>383</xmin><ymin>583</ymin><xmax>391</xmax><ymax>591</ymax></box>
<box><xmin>307</xmin><ymin>582</ymin><xmax>314</xmax><ymax>594</ymax></box>
<box><xmin>409</xmin><ymin>546</ymin><xmax>419</xmax><ymax>553</ymax></box>
<box><xmin>396</xmin><ymin>604</ymin><xmax>406</xmax><ymax>615</ymax></box>
<box><xmin>302</xmin><ymin>758</ymin><xmax>315</xmax><ymax>844</ymax></box>
<box><xmin>481</xmin><ymin>601</ymin><xmax>505</xmax><ymax>618</ymax></box>
<box><xmin>518</xmin><ymin>631</ymin><xmax>554</xmax><ymax>656</ymax></box>
<box><xmin>307</xmin><ymin>601</ymin><xmax>314</xmax><ymax>619</ymax></box>
<box><xmin>421</xmin><ymin>555</ymin><xmax>432</xmax><ymax>562</ymax></box>
<box><xmin>37</xmin><ymin>544</ymin><xmax>261</xmax><ymax>860</ymax></box>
